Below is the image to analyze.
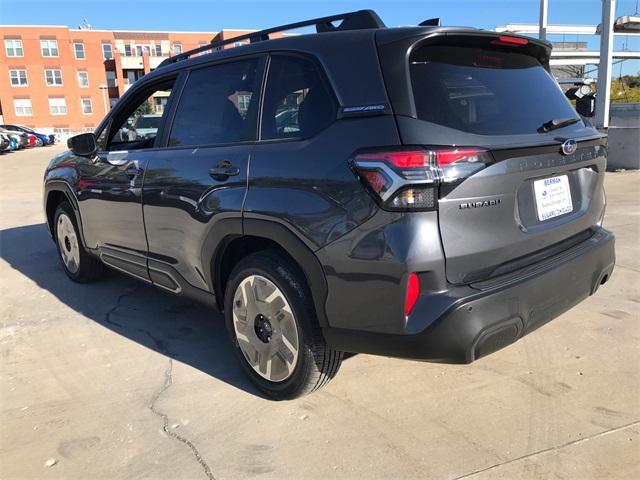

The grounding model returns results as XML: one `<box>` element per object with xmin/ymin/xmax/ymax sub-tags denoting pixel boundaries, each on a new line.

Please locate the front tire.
<box><xmin>54</xmin><ymin>201</ymin><xmax>105</xmax><ymax>283</ymax></box>
<box><xmin>224</xmin><ymin>251</ymin><xmax>343</xmax><ymax>400</ymax></box>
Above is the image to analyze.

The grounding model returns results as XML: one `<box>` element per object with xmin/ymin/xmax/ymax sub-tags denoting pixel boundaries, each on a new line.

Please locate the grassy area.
<box><xmin>610</xmin><ymin>75</ymin><xmax>640</xmax><ymax>103</ymax></box>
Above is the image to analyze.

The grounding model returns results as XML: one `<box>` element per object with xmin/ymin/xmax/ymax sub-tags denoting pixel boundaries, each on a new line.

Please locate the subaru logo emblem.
<box><xmin>561</xmin><ymin>139</ymin><xmax>577</xmax><ymax>156</ymax></box>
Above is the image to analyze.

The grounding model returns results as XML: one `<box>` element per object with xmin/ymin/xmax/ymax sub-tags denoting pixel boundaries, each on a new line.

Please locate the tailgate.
<box><xmin>438</xmin><ymin>140</ymin><xmax>607</xmax><ymax>284</ymax></box>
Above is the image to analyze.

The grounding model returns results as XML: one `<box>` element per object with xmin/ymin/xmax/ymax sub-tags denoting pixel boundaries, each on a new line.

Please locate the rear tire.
<box><xmin>224</xmin><ymin>251</ymin><xmax>343</xmax><ymax>400</ymax></box>
<box><xmin>54</xmin><ymin>201</ymin><xmax>105</xmax><ymax>283</ymax></box>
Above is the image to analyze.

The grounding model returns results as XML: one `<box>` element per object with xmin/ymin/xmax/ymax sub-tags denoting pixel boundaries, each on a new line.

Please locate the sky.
<box><xmin>1</xmin><ymin>0</ymin><xmax>638</xmax><ymax>74</ymax></box>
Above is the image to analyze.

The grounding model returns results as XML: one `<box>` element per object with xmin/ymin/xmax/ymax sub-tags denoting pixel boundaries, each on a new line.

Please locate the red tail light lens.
<box><xmin>352</xmin><ymin>146</ymin><xmax>492</xmax><ymax>210</ymax></box>
<box><xmin>492</xmin><ymin>35</ymin><xmax>529</xmax><ymax>47</ymax></box>
<box><xmin>405</xmin><ymin>273</ymin><xmax>420</xmax><ymax>317</ymax></box>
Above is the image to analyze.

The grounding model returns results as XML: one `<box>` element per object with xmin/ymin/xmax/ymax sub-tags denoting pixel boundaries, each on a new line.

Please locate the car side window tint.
<box><xmin>262</xmin><ymin>56</ymin><xmax>336</xmax><ymax>140</ymax></box>
<box><xmin>168</xmin><ymin>58</ymin><xmax>261</xmax><ymax>147</ymax></box>
<box><xmin>107</xmin><ymin>78</ymin><xmax>175</xmax><ymax>151</ymax></box>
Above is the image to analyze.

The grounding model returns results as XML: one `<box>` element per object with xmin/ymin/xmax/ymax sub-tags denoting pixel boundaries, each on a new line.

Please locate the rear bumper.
<box><xmin>323</xmin><ymin>228</ymin><xmax>615</xmax><ymax>363</ymax></box>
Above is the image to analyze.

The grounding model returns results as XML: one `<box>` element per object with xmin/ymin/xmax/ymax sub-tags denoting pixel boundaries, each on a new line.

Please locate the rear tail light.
<box><xmin>352</xmin><ymin>147</ymin><xmax>492</xmax><ymax>211</ymax></box>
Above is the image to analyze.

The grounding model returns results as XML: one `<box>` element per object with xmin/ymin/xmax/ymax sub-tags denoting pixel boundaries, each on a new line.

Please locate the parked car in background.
<box><xmin>0</xmin><ymin>124</ymin><xmax>55</xmax><ymax>146</ymax></box>
<box><xmin>45</xmin><ymin>10</ymin><xmax>615</xmax><ymax>399</ymax></box>
<box><xmin>0</xmin><ymin>128</ymin><xmax>27</xmax><ymax>149</ymax></box>
<box><xmin>0</xmin><ymin>133</ymin><xmax>11</xmax><ymax>153</ymax></box>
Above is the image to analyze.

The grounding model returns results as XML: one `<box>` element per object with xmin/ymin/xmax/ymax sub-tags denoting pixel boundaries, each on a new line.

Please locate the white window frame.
<box><xmin>124</xmin><ymin>44</ymin><xmax>132</xmax><ymax>56</ymax></box>
<box><xmin>77</xmin><ymin>70</ymin><xmax>89</xmax><ymax>87</ymax></box>
<box><xmin>5</xmin><ymin>39</ymin><xmax>24</xmax><ymax>57</ymax></box>
<box><xmin>102</xmin><ymin>43</ymin><xmax>113</xmax><ymax>60</ymax></box>
<box><xmin>40</xmin><ymin>39</ymin><xmax>59</xmax><ymax>57</ymax></box>
<box><xmin>172</xmin><ymin>43</ymin><xmax>182</xmax><ymax>54</ymax></box>
<box><xmin>48</xmin><ymin>97</ymin><xmax>68</xmax><ymax>116</ymax></box>
<box><xmin>9</xmin><ymin>69</ymin><xmax>28</xmax><ymax>87</ymax></box>
<box><xmin>13</xmin><ymin>98</ymin><xmax>33</xmax><ymax>116</ymax></box>
<box><xmin>74</xmin><ymin>42</ymin><xmax>85</xmax><ymax>60</ymax></box>
<box><xmin>44</xmin><ymin>69</ymin><xmax>63</xmax><ymax>86</ymax></box>
<box><xmin>154</xmin><ymin>44</ymin><xmax>162</xmax><ymax>56</ymax></box>
<box><xmin>81</xmin><ymin>98</ymin><xmax>93</xmax><ymax>115</ymax></box>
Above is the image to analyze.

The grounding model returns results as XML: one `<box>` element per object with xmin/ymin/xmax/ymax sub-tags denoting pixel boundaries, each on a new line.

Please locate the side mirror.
<box><xmin>67</xmin><ymin>132</ymin><xmax>97</xmax><ymax>157</ymax></box>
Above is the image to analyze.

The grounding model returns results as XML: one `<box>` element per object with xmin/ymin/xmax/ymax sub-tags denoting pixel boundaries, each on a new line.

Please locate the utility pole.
<box><xmin>539</xmin><ymin>0</ymin><xmax>548</xmax><ymax>40</ymax></box>
<box><xmin>595</xmin><ymin>0</ymin><xmax>616</xmax><ymax>129</ymax></box>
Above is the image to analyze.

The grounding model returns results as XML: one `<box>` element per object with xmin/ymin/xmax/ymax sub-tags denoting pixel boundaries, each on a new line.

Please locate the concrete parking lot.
<box><xmin>1</xmin><ymin>144</ymin><xmax>639</xmax><ymax>479</ymax></box>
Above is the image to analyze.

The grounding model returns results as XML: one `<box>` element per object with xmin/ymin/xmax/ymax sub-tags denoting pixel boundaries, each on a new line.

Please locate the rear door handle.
<box><xmin>209</xmin><ymin>161</ymin><xmax>240</xmax><ymax>179</ymax></box>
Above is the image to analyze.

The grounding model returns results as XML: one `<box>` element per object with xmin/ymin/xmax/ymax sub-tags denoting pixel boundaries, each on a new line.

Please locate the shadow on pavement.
<box><xmin>0</xmin><ymin>222</ymin><xmax>266</xmax><ymax>398</ymax></box>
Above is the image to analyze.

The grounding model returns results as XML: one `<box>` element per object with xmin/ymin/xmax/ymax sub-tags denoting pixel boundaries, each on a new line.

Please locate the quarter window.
<box><xmin>5</xmin><ymin>39</ymin><xmax>24</xmax><ymax>57</ymax></box>
<box><xmin>13</xmin><ymin>99</ymin><xmax>32</xmax><ymax>116</ymax></box>
<box><xmin>9</xmin><ymin>69</ymin><xmax>28</xmax><ymax>87</ymax></box>
<box><xmin>261</xmin><ymin>56</ymin><xmax>336</xmax><ymax>140</ymax></box>
<box><xmin>40</xmin><ymin>39</ymin><xmax>59</xmax><ymax>57</ymax></box>
<box><xmin>102</xmin><ymin>43</ymin><xmax>113</xmax><ymax>59</ymax></box>
<box><xmin>77</xmin><ymin>70</ymin><xmax>89</xmax><ymax>87</ymax></box>
<box><xmin>45</xmin><ymin>69</ymin><xmax>63</xmax><ymax>86</ymax></box>
<box><xmin>49</xmin><ymin>98</ymin><xmax>67</xmax><ymax>115</ymax></box>
<box><xmin>74</xmin><ymin>42</ymin><xmax>85</xmax><ymax>59</ymax></box>
<box><xmin>168</xmin><ymin>58</ymin><xmax>261</xmax><ymax>147</ymax></box>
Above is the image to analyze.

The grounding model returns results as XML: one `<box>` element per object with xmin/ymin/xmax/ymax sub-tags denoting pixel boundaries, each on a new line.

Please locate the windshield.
<box><xmin>410</xmin><ymin>45</ymin><xmax>581</xmax><ymax>135</ymax></box>
<box><xmin>134</xmin><ymin>116</ymin><xmax>161</xmax><ymax>129</ymax></box>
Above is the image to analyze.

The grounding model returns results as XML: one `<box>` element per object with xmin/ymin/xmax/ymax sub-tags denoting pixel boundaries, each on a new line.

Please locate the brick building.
<box><xmin>0</xmin><ymin>25</ymin><xmax>257</xmax><ymax>132</ymax></box>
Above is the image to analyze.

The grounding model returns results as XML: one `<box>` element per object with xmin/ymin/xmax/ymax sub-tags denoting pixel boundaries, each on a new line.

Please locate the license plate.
<box><xmin>533</xmin><ymin>175</ymin><xmax>573</xmax><ymax>221</ymax></box>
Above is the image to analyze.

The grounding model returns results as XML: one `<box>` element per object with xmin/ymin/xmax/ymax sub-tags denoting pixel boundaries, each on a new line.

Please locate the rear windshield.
<box><xmin>410</xmin><ymin>45</ymin><xmax>581</xmax><ymax>135</ymax></box>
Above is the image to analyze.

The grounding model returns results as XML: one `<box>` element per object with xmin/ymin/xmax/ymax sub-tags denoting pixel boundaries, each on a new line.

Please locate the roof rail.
<box><xmin>157</xmin><ymin>10</ymin><xmax>385</xmax><ymax>69</ymax></box>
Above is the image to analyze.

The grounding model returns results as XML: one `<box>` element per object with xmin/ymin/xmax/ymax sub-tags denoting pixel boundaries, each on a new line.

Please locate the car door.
<box><xmin>142</xmin><ymin>56</ymin><xmax>265</xmax><ymax>292</ymax></box>
<box><xmin>77</xmin><ymin>75</ymin><xmax>178</xmax><ymax>281</ymax></box>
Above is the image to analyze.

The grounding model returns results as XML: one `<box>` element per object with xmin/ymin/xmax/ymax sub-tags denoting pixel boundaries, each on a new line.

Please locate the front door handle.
<box><xmin>209</xmin><ymin>161</ymin><xmax>240</xmax><ymax>180</ymax></box>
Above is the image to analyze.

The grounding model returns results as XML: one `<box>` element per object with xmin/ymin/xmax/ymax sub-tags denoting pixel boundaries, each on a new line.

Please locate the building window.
<box><xmin>106</xmin><ymin>70</ymin><xmax>116</xmax><ymax>88</ymax></box>
<box><xmin>9</xmin><ymin>69</ymin><xmax>28</xmax><ymax>87</ymax></box>
<box><xmin>5</xmin><ymin>39</ymin><xmax>24</xmax><ymax>57</ymax></box>
<box><xmin>81</xmin><ymin>98</ymin><xmax>93</xmax><ymax>115</ymax></box>
<box><xmin>77</xmin><ymin>71</ymin><xmax>89</xmax><ymax>87</ymax></box>
<box><xmin>237</xmin><ymin>94</ymin><xmax>252</xmax><ymax>112</ymax></box>
<box><xmin>102</xmin><ymin>43</ymin><xmax>113</xmax><ymax>59</ymax></box>
<box><xmin>13</xmin><ymin>98</ymin><xmax>33</xmax><ymax>116</ymax></box>
<box><xmin>155</xmin><ymin>44</ymin><xmax>162</xmax><ymax>56</ymax></box>
<box><xmin>124</xmin><ymin>44</ymin><xmax>132</xmax><ymax>56</ymax></box>
<box><xmin>172</xmin><ymin>43</ymin><xmax>182</xmax><ymax>54</ymax></box>
<box><xmin>74</xmin><ymin>42</ymin><xmax>85</xmax><ymax>59</ymax></box>
<box><xmin>40</xmin><ymin>39</ymin><xmax>59</xmax><ymax>57</ymax></box>
<box><xmin>49</xmin><ymin>97</ymin><xmax>67</xmax><ymax>115</ymax></box>
<box><xmin>45</xmin><ymin>69</ymin><xmax>63</xmax><ymax>86</ymax></box>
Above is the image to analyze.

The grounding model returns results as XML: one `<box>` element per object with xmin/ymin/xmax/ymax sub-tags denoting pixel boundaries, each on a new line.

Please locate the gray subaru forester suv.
<box><xmin>45</xmin><ymin>10</ymin><xmax>615</xmax><ymax>399</ymax></box>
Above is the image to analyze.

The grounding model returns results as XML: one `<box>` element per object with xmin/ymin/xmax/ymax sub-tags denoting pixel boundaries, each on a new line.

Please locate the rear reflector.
<box><xmin>492</xmin><ymin>35</ymin><xmax>529</xmax><ymax>46</ymax></box>
<box><xmin>405</xmin><ymin>273</ymin><xmax>420</xmax><ymax>317</ymax></box>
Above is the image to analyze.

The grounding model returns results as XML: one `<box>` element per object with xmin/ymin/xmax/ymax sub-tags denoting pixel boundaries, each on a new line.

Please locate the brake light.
<box><xmin>405</xmin><ymin>273</ymin><xmax>420</xmax><ymax>317</ymax></box>
<box><xmin>492</xmin><ymin>35</ymin><xmax>529</xmax><ymax>46</ymax></box>
<box><xmin>352</xmin><ymin>147</ymin><xmax>492</xmax><ymax>210</ymax></box>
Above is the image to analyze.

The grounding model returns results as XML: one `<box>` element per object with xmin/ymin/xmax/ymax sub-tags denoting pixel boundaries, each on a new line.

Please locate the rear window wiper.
<box><xmin>537</xmin><ymin>117</ymin><xmax>581</xmax><ymax>133</ymax></box>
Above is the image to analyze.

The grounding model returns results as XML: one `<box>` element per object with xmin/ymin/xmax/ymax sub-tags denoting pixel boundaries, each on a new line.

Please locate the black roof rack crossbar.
<box><xmin>158</xmin><ymin>9</ymin><xmax>385</xmax><ymax>69</ymax></box>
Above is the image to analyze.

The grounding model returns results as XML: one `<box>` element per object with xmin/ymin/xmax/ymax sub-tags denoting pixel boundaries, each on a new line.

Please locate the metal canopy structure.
<box><xmin>496</xmin><ymin>1</ymin><xmax>640</xmax><ymax>128</ymax></box>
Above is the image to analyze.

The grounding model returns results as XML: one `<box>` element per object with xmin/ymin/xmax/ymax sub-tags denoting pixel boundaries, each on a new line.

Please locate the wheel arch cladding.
<box><xmin>205</xmin><ymin>219</ymin><xmax>330</xmax><ymax>328</ymax></box>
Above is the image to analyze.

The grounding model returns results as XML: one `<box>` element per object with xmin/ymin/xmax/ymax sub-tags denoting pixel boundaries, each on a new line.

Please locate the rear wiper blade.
<box><xmin>537</xmin><ymin>117</ymin><xmax>581</xmax><ymax>133</ymax></box>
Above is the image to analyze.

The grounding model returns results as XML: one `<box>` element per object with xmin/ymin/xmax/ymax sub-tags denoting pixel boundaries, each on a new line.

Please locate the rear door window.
<box><xmin>168</xmin><ymin>58</ymin><xmax>262</xmax><ymax>146</ymax></box>
<box><xmin>261</xmin><ymin>55</ymin><xmax>336</xmax><ymax>140</ymax></box>
<box><xmin>410</xmin><ymin>45</ymin><xmax>581</xmax><ymax>135</ymax></box>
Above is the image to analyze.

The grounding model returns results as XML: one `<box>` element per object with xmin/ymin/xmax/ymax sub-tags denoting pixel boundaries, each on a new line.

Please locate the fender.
<box><xmin>43</xmin><ymin>179</ymin><xmax>91</xmax><ymax>252</ymax></box>
<box><xmin>201</xmin><ymin>217</ymin><xmax>330</xmax><ymax>328</ymax></box>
